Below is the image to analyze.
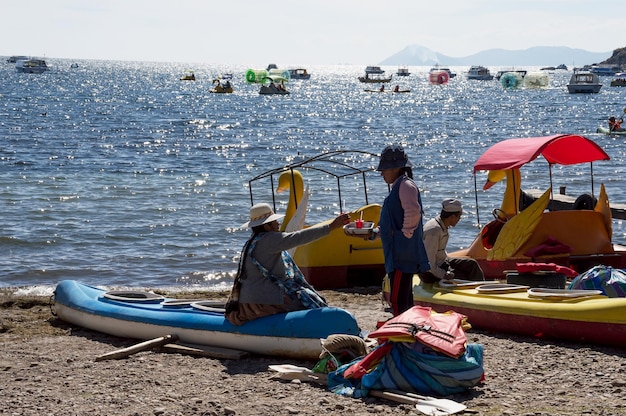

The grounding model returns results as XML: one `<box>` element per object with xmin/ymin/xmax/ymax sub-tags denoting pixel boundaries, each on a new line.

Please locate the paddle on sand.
<box><xmin>268</xmin><ymin>364</ymin><xmax>466</xmax><ymax>416</ymax></box>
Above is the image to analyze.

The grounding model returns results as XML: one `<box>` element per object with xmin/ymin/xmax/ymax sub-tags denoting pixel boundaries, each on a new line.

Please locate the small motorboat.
<box><xmin>430</xmin><ymin>66</ymin><xmax>456</xmax><ymax>78</ymax></box>
<box><xmin>53</xmin><ymin>280</ymin><xmax>360</xmax><ymax>360</ymax></box>
<box><xmin>494</xmin><ymin>69</ymin><xmax>527</xmax><ymax>81</ymax></box>
<box><xmin>364</xmin><ymin>65</ymin><xmax>384</xmax><ymax>74</ymax></box>
<box><xmin>6</xmin><ymin>55</ymin><xmax>28</xmax><ymax>63</ymax></box>
<box><xmin>288</xmin><ymin>68</ymin><xmax>311</xmax><ymax>80</ymax></box>
<box><xmin>466</xmin><ymin>66</ymin><xmax>493</xmax><ymax>80</ymax></box>
<box><xmin>566</xmin><ymin>70</ymin><xmax>602</xmax><ymax>93</ymax></box>
<box><xmin>590</xmin><ymin>65</ymin><xmax>621</xmax><ymax>76</ymax></box>
<box><xmin>15</xmin><ymin>58</ymin><xmax>48</xmax><ymax>74</ymax></box>
<box><xmin>359</xmin><ymin>66</ymin><xmax>392</xmax><ymax>83</ymax></box>
<box><xmin>359</xmin><ymin>74</ymin><xmax>392</xmax><ymax>83</ymax></box>
<box><xmin>396</xmin><ymin>66</ymin><xmax>410</xmax><ymax>76</ymax></box>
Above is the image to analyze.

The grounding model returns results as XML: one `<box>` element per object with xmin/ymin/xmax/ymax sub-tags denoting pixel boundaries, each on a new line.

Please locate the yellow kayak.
<box><xmin>412</xmin><ymin>277</ymin><xmax>626</xmax><ymax>347</ymax></box>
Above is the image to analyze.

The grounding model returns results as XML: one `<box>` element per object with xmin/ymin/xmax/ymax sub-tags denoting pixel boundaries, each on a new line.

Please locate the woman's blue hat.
<box><xmin>376</xmin><ymin>144</ymin><xmax>413</xmax><ymax>171</ymax></box>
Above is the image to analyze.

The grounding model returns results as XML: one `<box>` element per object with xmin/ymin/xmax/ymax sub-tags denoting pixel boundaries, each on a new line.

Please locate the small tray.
<box><xmin>343</xmin><ymin>221</ymin><xmax>375</xmax><ymax>235</ymax></box>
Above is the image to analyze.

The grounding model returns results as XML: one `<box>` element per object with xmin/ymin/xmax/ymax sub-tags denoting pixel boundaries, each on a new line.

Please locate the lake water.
<box><xmin>2</xmin><ymin>59</ymin><xmax>625</xmax><ymax>294</ymax></box>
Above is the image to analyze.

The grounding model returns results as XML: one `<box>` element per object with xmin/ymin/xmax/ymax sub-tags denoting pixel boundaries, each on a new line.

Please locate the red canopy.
<box><xmin>473</xmin><ymin>134</ymin><xmax>610</xmax><ymax>172</ymax></box>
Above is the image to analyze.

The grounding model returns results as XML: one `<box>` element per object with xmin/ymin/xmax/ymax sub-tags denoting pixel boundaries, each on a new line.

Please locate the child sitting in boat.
<box><xmin>225</xmin><ymin>203</ymin><xmax>349</xmax><ymax>325</ymax></box>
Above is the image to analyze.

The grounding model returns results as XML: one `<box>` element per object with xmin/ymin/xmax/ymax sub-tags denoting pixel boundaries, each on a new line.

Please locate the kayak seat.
<box><xmin>102</xmin><ymin>291</ymin><xmax>164</xmax><ymax>303</ymax></box>
<box><xmin>527</xmin><ymin>288</ymin><xmax>605</xmax><ymax>300</ymax></box>
<box><xmin>475</xmin><ymin>283</ymin><xmax>529</xmax><ymax>294</ymax></box>
<box><xmin>191</xmin><ymin>301</ymin><xmax>227</xmax><ymax>313</ymax></box>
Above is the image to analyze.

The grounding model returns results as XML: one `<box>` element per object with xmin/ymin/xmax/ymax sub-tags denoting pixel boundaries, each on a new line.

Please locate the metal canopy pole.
<box><xmin>474</xmin><ymin>174</ymin><xmax>480</xmax><ymax>225</ymax></box>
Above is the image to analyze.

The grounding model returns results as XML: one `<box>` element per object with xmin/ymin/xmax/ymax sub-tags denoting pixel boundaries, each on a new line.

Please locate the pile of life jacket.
<box><xmin>326</xmin><ymin>305</ymin><xmax>484</xmax><ymax>397</ymax></box>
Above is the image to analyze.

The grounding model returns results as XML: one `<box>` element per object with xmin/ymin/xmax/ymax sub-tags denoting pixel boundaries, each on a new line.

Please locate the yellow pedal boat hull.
<box><xmin>411</xmin><ymin>276</ymin><xmax>626</xmax><ymax>347</ymax></box>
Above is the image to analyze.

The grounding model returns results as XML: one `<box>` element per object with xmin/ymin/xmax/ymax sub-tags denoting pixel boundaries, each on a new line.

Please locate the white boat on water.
<box><xmin>590</xmin><ymin>65</ymin><xmax>620</xmax><ymax>76</ymax></box>
<box><xmin>495</xmin><ymin>69</ymin><xmax>527</xmax><ymax>81</ymax></box>
<box><xmin>466</xmin><ymin>65</ymin><xmax>493</xmax><ymax>80</ymax></box>
<box><xmin>396</xmin><ymin>66</ymin><xmax>410</xmax><ymax>76</ymax></box>
<box><xmin>7</xmin><ymin>55</ymin><xmax>28</xmax><ymax>63</ymax></box>
<box><xmin>359</xmin><ymin>66</ymin><xmax>392</xmax><ymax>83</ymax></box>
<box><xmin>364</xmin><ymin>65</ymin><xmax>385</xmax><ymax>75</ymax></box>
<box><xmin>15</xmin><ymin>58</ymin><xmax>48</xmax><ymax>74</ymax></box>
<box><xmin>566</xmin><ymin>70</ymin><xmax>602</xmax><ymax>94</ymax></box>
<box><xmin>430</xmin><ymin>65</ymin><xmax>456</xmax><ymax>79</ymax></box>
<box><xmin>288</xmin><ymin>68</ymin><xmax>311</xmax><ymax>80</ymax></box>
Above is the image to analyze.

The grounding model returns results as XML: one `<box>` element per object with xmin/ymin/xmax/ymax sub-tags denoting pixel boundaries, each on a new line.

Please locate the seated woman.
<box><xmin>225</xmin><ymin>203</ymin><xmax>349</xmax><ymax>325</ymax></box>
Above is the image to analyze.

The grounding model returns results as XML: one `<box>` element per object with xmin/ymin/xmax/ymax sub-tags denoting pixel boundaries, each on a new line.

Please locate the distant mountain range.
<box><xmin>380</xmin><ymin>45</ymin><xmax>612</xmax><ymax>67</ymax></box>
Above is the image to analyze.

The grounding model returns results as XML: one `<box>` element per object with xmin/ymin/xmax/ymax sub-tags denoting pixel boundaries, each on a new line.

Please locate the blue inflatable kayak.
<box><xmin>54</xmin><ymin>280</ymin><xmax>360</xmax><ymax>359</ymax></box>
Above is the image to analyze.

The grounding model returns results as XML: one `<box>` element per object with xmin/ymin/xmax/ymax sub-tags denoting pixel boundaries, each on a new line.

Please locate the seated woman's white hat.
<box><xmin>243</xmin><ymin>203</ymin><xmax>285</xmax><ymax>228</ymax></box>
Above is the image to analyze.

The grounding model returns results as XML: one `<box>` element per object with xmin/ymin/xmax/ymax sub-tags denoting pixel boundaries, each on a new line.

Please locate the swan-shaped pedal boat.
<box><xmin>248</xmin><ymin>150</ymin><xmax>386</xmax><ymax>289</ymax></box>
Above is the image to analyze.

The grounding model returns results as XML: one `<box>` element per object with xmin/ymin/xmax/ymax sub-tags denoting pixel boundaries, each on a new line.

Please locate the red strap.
<box><xmin>343</xmin><ymin>342</ymin><xmax>393</xmax><ymax>379</ymax></box>
<box><xmin>390</xmin><ymin>269</ymin><xmax>403</xmax><ymax>316</ymax></box>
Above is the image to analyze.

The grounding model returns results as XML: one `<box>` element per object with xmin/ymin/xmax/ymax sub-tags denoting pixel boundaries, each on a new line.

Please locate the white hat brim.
<box><xmin>242</xmin><ymin>213</ymin><xmax>285</xmax><ymax>228</ymax></box>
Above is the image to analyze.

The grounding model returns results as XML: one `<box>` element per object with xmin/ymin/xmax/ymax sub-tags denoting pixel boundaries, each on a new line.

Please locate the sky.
<box><xmin>2</xmin><ymin>0</ymin><xmax>622</xmax><ymax>66</ymax></box>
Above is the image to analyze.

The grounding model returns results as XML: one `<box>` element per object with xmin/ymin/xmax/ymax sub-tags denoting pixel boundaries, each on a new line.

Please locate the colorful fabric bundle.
<box><xmin>568</xmin><ymin>265</ymin><xmax>626</xmax><ymax>297</ymax></box>
<box><xmin>328</xmin><ymin>342</ymin><xmax>484</xmax><ymax>397</ymax></box>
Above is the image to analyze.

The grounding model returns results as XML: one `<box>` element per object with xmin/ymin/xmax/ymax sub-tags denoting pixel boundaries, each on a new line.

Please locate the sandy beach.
<box><xmin>2</xmin><ymin>287</ymin><xmax>626</xmax><ymax>416</ymax></box>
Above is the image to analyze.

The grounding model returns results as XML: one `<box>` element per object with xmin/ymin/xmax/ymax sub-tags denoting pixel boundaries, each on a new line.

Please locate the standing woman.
<box><xmin>376</xmin><ymin>145</ymin><xmax>430</xmax><ymax>316</ymax></box>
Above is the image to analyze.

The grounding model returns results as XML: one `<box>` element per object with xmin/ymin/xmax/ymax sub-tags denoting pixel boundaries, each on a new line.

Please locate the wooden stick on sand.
<box><xmin>95</xmin><ymin>334</ymin><xmax>179</xmax><ymax>362</ymax></box>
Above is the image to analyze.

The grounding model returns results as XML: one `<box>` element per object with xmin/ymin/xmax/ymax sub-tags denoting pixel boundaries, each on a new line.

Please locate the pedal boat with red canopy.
<box><xmin>448</xmin><ymin>134</ymin><xmax>626</xmax><ymax>279</ymax></box>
